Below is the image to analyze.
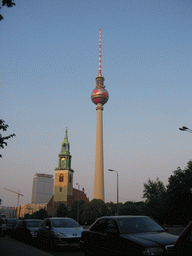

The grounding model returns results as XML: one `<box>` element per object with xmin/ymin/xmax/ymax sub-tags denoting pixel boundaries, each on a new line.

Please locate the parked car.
<box><xmin>166</xmin><ymin>221</ymin><xmax>192</xmax><ymax>255</ymax></box>
<box><xmin>14</xmin><ymin>219</ymin><xmax>42</xmax><ymax>243</ymax></box>
<box><xmin>0</xmin><ymin>218</ymin><xmax>6</xmax><ymax>236</ymax></box>
<box><xmin>38</xmin><ymin>217</ymin><xmax>84</xmax><ymax>250</ymax></box>
<box><xmin>4</xmin><ymin>218</ymin><xmax>17</xmax><ymax>235</ymax></box>
<box><xmin>11</xmin><ymin>219</ymin><xmax>23</xmax><ymax>238</ymax></box>
<box><xmin>80</xmin><ymin>215</ymin><xmax>178</xmax><ymax>255</ymax></box>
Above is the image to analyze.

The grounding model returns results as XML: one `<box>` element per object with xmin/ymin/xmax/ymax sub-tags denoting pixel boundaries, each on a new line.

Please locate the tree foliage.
<box><xmin>24</xmin><ymin>209</ymin><xmax>48</xmax><ymax>220</ymax></box>
<box><xmin>0</xmin><ymin>0</ymin><xmax>15</xmax><ymax>20</ymax></box>
<box><xmin>166</xmin><ymin>161</ymin><xmax>192</xmax><ymax>224</ymax></box>
<box><xmin>56</xmin><ymin>203</ymin><xmax>68</xmax><ymax>217</ymax></box>
<box><xmin>0</xmin><ymin>119</ymin><xmax>15</xmax><ymax>157</ymax></box>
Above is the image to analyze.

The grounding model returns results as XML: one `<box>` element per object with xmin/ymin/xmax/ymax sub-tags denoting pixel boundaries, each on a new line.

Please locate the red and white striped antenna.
<box><xmin>99</xmin><ymin>29</ymin><xmax>102</xmax><ymax>76</ymax></box>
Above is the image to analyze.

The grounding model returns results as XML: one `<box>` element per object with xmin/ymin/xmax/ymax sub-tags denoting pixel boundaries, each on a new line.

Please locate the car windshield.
<box><xmin>26</xmin><ymin>221</ymin><xmax>42</xmax><ymax>227</ymax></box>
<box><xmin>117</xmin><ymin>217</ymin><xmax>164</xmax><ymax>234</ymax></box>
<box><xmin>51</xmin><ymin>219</ymin><xmax>80</xmax><ymax>228</ymax></box>
<box><xmin>6</xmin><ymin>219</ymin><xmax>17</xmax><ymax>226</ymax></box>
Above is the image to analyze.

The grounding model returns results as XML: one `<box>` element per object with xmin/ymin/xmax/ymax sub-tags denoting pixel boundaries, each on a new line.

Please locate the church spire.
<box><xmin>61</xmin><ymin>128</ymin><xmax>70</xmax><ymax>155</ymax></box>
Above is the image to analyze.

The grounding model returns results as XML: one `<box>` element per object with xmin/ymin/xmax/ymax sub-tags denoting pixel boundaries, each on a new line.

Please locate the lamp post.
<box><xmin>179</xmin><ymin>126</ymin><xmax>192</xmax><ymax>133</ymax></box>
<box><xmin>76</xmin><ymin>183</ymin><xmax>80</xmax><ymax>223</ymax></box>
<box><xmin>108</xmin><ymin>169</ymin><xmax>119</xmax><ymax>216</ymax></box>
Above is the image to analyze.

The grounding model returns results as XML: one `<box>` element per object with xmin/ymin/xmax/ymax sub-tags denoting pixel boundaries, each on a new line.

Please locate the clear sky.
<box><xmin>1</xmin><ymin>0</ymin><xmax>192</xmax><ymax>207</ymax></box>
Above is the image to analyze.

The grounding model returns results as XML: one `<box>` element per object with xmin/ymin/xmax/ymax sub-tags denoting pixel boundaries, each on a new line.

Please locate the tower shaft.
<box><xmin>94</xmin><ymin>103</ymin><xmax>104</xmax><ymax>200</ymax></box>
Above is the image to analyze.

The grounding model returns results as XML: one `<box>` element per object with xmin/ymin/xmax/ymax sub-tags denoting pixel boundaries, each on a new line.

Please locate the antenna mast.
<box><xmin>99</xmin><ymin>29</ymin><xmax>102</xmax><ymax>76</ymax></box>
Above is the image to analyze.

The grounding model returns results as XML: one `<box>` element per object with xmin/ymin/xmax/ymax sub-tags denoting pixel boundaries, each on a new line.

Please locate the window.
<box><xmin>90</xmin><ymin>219</ymin><xmax>107</xmax><ymax>233</ymax></box>
<box><xmin>59</xmin><ymin>174</ymin><xmax>64</xmax><ymax>182</ymax></box>
<box><xmin>106</xmin><ymin>219</ymin><xmax>119</xmax><ymax>233</ymax></box>
<box><xmin>69</xmin><ymin>175</ymin><xmax>72</xmax><ymax>183</ymax></box>
<box><xmin>60</xmin><ymin>187</ymin><xmax>62</xmax><ymax>192</ymax></box>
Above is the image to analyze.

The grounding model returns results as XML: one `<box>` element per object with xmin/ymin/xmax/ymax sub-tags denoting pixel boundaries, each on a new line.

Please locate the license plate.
<box><xmin>70</xmin><ymin>243</ymin><xmax>80</xmax><ymax>247</ymax></box>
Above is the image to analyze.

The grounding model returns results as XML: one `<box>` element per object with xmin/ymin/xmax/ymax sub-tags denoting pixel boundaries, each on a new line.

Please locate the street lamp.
<box><xmin>76</xmin><ymin>183</ymin><xmax>80</xmax><ymax>223</ymax></box>
<box><xmin>179</xmin><ymin>126</ymin><xmax>192</xmax><ymax>133</ymax></box>
<box><xmin>108</xmin><ymin>169</ymin><xmax>119</xmax><ymax>216</ymax></box>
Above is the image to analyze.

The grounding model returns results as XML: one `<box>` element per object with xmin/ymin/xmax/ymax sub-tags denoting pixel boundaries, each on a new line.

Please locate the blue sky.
<box><xmin>1</xmin><ymin>0</ymin><xmax>192</xmax><ymax>207</ymax></box>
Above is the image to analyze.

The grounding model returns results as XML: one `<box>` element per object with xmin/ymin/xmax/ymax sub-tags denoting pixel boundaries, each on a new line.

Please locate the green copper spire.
<box><xmin>61</xmin><ymin>128</ymin><xmax>70</xmax><ymax>155</ymax></box>
<box><xmin>56</xmin><ymin>129</ymin><xmax>72</xmax><ymax>170</ymax></box>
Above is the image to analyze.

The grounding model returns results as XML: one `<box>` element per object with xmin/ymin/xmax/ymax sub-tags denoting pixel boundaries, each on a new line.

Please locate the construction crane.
<box><xmin>4</xmin><ymin>188</ymin><xmax>24</xmax><ymax>218</ymax></box>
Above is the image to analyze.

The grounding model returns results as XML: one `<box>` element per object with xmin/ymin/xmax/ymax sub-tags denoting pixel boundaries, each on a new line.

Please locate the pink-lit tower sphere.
<box><xmin>91</xmin><ymin>29</ymin><xmax>109</xmax><ymax>201</ymax></box>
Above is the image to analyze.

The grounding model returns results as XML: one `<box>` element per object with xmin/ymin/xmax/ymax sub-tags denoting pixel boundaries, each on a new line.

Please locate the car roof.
<box><xmin>23</xmin><ymin>219</ymin><xmax>42</xmax><ymax>221</ymax></box>
<box><xmin>47</xmin><ymin>217</ymin><xmax>71</xmax><ymax>220</ymax></box>
<box><xmin>98</xmin><ymin>215</ymin><xmax>149</xmax><ymax>219</ymax></box>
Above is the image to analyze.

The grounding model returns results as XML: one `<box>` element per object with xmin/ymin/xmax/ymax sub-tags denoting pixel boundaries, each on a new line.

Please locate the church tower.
<box><xmin>53</xmin><ymin>129</ymin><xmax>74</xmax><ymax>206</ymax></box>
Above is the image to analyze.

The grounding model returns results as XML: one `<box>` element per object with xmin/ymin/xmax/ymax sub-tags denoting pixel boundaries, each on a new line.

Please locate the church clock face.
<box><xmin>62</xmin><ymin>158</ymin><xmax>65</xmax><ymax>161</ymax></box>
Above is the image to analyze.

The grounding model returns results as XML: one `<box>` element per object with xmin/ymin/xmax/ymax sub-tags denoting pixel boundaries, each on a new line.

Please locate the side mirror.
<box><xmin>45</xmin><ymin>225</ymin><xmax>50</xmax><ymax>229</ymax></box>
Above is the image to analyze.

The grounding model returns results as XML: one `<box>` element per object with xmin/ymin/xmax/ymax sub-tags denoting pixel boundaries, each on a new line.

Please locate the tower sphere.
<box><xmin>91</xmin><ymin>87</ymin><xmax>109</xmax><ymax>105</ymax></box>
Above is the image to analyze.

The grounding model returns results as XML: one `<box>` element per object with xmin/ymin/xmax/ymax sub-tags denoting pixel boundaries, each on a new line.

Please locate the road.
<box><xmin>0</xmin><ymin>227</ymin><xmax>184</xmax><ymax>256</ymax></box>
<box><xmin>0</xmin><ymin>236</ymin><xmax>84</xmax><ymax>256</ymax></box>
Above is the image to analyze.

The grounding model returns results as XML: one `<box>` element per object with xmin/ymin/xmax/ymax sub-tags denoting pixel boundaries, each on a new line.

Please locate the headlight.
<box><xmin>30</xmin><ymin>231</ymin><xmax>38</xmax><ymax>237</ymax></box>
<box><xmin>143</xmin><ymin>247</ymin><xmax>164</xmax><ymax>255</ymax></box>
<box><xmin>53</xmin><ymin>231</ymin><xmax>67</xmax><ymax>238</ymax></box>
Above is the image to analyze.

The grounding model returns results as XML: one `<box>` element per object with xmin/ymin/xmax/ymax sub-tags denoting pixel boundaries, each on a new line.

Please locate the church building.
<box><xmin>47</xmin><ymin>129</ymin><xmax>89</xmax><ymax>216</ymax></box>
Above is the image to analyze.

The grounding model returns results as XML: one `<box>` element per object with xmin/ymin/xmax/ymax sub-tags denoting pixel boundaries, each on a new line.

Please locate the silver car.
<box><xmin>38</xmin><ymin>217</ymin><xmax>83</xmax><ymax>250</ymax></box>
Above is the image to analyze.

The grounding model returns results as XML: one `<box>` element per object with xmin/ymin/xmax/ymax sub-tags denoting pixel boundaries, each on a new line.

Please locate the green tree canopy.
<box><xmin>166</xmin><ymin>161</ymin><xmax>192</xmax><ymax>222</ymax></box>
<box><xmin>143</xmin><ymin>178</ymin><xmax>167</xmax><ymax>224</ymax></box>
<box><xmin>0</xmin><ymin>0</ymin><xmax>15</xmax><ymax>20</ymax></box>
<box><xmin>56</xmin><ymin>203</ymin><xmax>68</xmax><ymax>217</ymax></box>
<box><xmin>143</xmin><ymin>178</ymin><xmax>167</xmax><ymax>203</ymax></box>
<box><xmin>0</xmin><ymin>119</ymin><xmax>15</xmax><ymax>157</ymax></box>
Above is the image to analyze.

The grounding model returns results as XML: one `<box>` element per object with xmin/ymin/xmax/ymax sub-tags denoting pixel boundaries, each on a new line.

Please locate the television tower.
<box><xmin>91</xmin><ymin>29</ymin><xmax>109</xmax><ymax>201</ymax></box>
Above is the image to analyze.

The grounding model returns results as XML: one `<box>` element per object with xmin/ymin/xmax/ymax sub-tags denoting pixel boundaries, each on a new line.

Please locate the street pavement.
<box><xmin>0</xmin><ymin>227</ymin><xmax>185</xmax><ymax>256</ymax></box>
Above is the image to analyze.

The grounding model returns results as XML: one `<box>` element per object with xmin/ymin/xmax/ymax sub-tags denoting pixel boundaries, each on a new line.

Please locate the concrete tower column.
<box><xmin>94</xmin><ymin>103</ymin><xmax>104</xmax><ymax>200</ymax></box>
<box><xmin>91</xmin><ymin>29</ymin><xmax>109</xmax><ymax>202</ymax></box>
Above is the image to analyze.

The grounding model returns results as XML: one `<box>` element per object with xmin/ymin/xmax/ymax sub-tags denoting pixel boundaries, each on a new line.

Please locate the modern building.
<box><xmin>91</xmin><ymin>29</ymin><xmax>109</xmax><ymax>201</ymax></box>
<box><xmin>32</xmin><ymin>173</ymin><xmax>54</xmax><ymax>204</ymax></box>
<box><xmin>0</xmin><ymin>206</ymin><xmax>16</xmax><ymax>218</ymax></box>
<box><xmin>47</xmin><ymin>129</ymin><xmax>89</xmax><ymax>216</ymax></box>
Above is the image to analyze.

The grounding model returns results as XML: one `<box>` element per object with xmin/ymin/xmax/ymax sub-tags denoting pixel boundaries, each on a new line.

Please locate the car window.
<box><xmin>26</xmin><ymin>221</ymin><xmax>42</xmax><ymax>227</ymax></box>
<box><xmin>51</xmin><ymin>218</ymin><xmax>80</xmax><ymax>228</ymax></box>
<box><xmin>18</xmin><ymin>221</ymin><xmax>24</xmax><ymax>227</ymax></box>
<box><xmin>106</xmin><ymin>219</ymin><xmax>119</xmax><ymax>233</ymax></box>
<box><xmin>117</xmin><ymin>217</ymin><xmax>164</xmax><ymax>234</ymax></box>
<box><xmin>90</xmin><ymin>219</ymin><xmax>107</xmax><ymax>233</ymax></box>
<box><xmin>185</xmin><ymin>230</ymin><xmax>192</xmax><ymax>243</ymax></box>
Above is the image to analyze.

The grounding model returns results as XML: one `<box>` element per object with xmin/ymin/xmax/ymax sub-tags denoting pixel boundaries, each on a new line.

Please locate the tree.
<box><xmin>67</xmin><ymin>200</ymin><xmax>86</xmax><ymax>222</ymax></box>
<box><xmin>0</xmin><ymin>119</ymin><xmax>15</xmax><ymax>157</ymax></box>
<box><xmin>143</xmin><ymin>178</ymin><xmax>167</xmax><ymax>224</ymax></box>
<box><xmin>81</xmin><ymin>199</ymin><xmax>108</xmax><ymax>225</ymax></box>
<box><xmin>0</xmin><ymin>0</ymin><xmax>15</xmax><ymax>20</ymax></box>
<box><xmin>56</xmin><ymin>203</ymin><xmax>68</xmax><ymax>217</ymax></box>
<box><xmin>166</xmin><ymin>161</ymin><xmax>192</xmax><ymax>225</ymax></box>
<box><xmin>119</xmin><ymin>201</ymin><xmax>145</xmax><ymax>216</ymax></box>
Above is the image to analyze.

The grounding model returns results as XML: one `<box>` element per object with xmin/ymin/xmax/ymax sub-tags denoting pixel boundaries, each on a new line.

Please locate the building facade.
<box><xmin>32</xmin><ymin>173</ymin><xmax>54</xmax><ymax>204</ymax></box>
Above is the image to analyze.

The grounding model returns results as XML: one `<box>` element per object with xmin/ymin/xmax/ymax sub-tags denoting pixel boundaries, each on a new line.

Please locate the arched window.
<box><xmin>59</xmin><ymin>174</ymin><xmax>64</xmax><ymax>182</ymax></box>
<box><xmin>60</xmin><ymin>187</ymin><xmax>62</xmax><ymax>192</ymax></box>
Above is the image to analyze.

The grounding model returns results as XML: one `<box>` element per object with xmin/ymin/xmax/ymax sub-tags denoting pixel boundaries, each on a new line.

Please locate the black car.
<box><xmin>80</xmin><ymin>216</ymin><xmax>178</xmax><ymax>255</ymax></box>
<box><xmin>4</xmin><ymin>218</ymin><xmax>17</xmax><ymax>235</ymax></box>
<box><xmin>11</xmin><ymin>219</ymin><xmax>23</xmax><ymax>238</ymax></box>
<box><xmin>167</xmin><ymin>221</ymin><xmax>192</xmax><ymax>255</ymax></box>
<box><xmin>14</xmin><ymin>219</ymin><xmax>42</xmax><ymax>243</ymax></box>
